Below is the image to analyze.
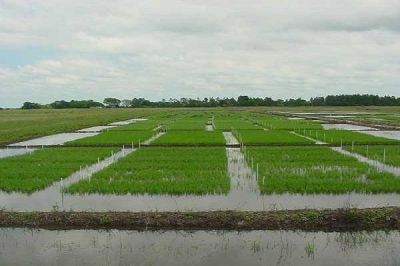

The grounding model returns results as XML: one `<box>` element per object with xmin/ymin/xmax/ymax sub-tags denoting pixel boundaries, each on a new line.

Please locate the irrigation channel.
<box><xmin>0</xmin><ymin>229</ymin><xmax>399</xmax><ymax>266</ymax></box>
<box><xmin>2</xmin><ymin>131</ymin><xmax>400</xmax><ymax>211</ymax></box>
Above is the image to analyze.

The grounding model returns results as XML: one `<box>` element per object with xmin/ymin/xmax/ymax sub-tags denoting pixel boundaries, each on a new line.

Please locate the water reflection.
<box><xmin>0</xmin><ymin>229</ymin><xmax>398</xmax><ymax>266</ymax></box>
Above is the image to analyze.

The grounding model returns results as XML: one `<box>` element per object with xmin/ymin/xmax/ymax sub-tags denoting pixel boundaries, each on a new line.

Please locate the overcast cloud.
<box><xmin>0</xmin><ymin>0</ymin><xmax>399</xmax><ymax>107</ymax></box>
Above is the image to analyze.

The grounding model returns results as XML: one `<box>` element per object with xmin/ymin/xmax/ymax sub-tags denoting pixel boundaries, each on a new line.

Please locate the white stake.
<box><xmin>384</xmin><ymin>148</ymin><xmax>386</xmax><ymax>163</ymax></box>
<box><xmin>256</xmin><ymin>163</ymin><xmax>259</xmax><ymax>180</ymax></box>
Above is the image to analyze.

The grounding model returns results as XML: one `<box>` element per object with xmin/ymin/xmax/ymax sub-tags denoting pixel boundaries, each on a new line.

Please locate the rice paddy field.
<box><xmin>0</xmin><ymin>147</ymin><xmax>118</xmax><ymax>193</ymax></box>
<box><xmin>67</xmin><ymin>147</ymin><xmax>229</xmax><ymax>195</ymax></box>
<box><xmin>3</xmin><ymin>107</ymin><xmax>400</xmax><ymax>266</ymax></box>
<box><xmin>246</xmin><ymin>146</ymin><xmax>400</xmax><ymax>194</ymax></box>
<box><xmin>1</xmin><ymin>107</ymin><xmax>400</xmax><ymax>200</ymax></box>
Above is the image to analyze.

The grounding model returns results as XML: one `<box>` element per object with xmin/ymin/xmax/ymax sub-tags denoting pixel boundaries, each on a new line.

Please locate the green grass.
<box><xmin>0</xmin><ymin>147</ymin><xmax>118</xmax><ymax>193</ymax></box>
<box><xmin>0</xmin><ymin>108</ymin><xmax>159</xmax><ymax>145</ymax></box>
<box><xmin>234</xmin><ymin>130</ymin><xmax>314</xmax><ymax>145</ymax></box>
<box><xmin>152</xmin><ymin>130</ymin><xmax>226</xmax><ymax>145</ymax></box>
<box><xmin>214</xmin><ymin>116</ymin><xmax>261</xmax><ymax>130</ymax></box>
<box><xmin>165</xmin><ymin>119</ymin><xmax>210</xmax><ymax>130</ymax></box>
<box><xmin>66</xmin><ymin>147</ymin><xmax>229</xmax><ymax>195</ymax></box>
<box><xmin>247</xmin><ymin>146</ymin><xmax>400</xmax><ymax>194</ymax></box>
<box><xmin>345</xmin><ymin>145</ymin><xmax>400</xmax><ymax>167</ymax></box>
<box><xmin>65</xmin><ymin>131</ymin><xmax>155</xmax><ymax>146</ymax></box>
<box><xmin>296</xmin><ymin>129</ymin><xmax>400</xmax><ymax>145</ymax></box>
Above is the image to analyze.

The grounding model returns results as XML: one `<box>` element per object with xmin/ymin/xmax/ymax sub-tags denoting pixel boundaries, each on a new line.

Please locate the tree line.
<box><xmin>19</xmin><ymin>94</ymin><xmax>400</xmax><ymax>109</ymax></box>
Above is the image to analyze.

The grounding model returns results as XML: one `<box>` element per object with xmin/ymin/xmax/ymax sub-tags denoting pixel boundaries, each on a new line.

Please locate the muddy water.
<box><xmin>0</xmin><ymin>229</ymin><xmax>398</xmax><ymax>266</ymax></box>
<box><xmin>2</xmin><ymin>132</ymin><xmax>400</xmax><ymax>211</ymax></box>
<box><xmin>0</xmin><ymin>147</ymin><xmax>35</xmax><ymax>159</ymax></box>
<box><xmin>8</xmin><ymin>132</ymin><xmax>99</xmax><ymax>147</ymax></box>
<box><xmin>322</xmin><ymin>124</ymin><xmax>377</xmax><ymax>131</ymax></box>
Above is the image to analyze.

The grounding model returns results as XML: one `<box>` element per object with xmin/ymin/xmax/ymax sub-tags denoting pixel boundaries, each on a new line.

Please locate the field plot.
<box><xmin>66</xmin><ymin>147</ymin><xmax>229</xmax><ymax>195</ymax></box>
<box><xmin>234</xmin><ymin>130</ymin><xmax>314</xmax><ymax>145</ymax></box>
<box><xmin>247</xmin><ymin>146</ymin><xmax>400</xmax><ymax>194</ymax></box>
<box><xmin>0</xmin><ymin>147</ymin><xmax>118</xmax><ymax>193</ymax></box>
<box><xmin>345</xmin><ymin>145</ymin><xmax>400</xmax><ymax>167</ymax></box>
<box><xmin>297</xmin><ymin>129</ymin><xmax>400</xmax><ymax>145</ymax></box>
<box><xmin>214</xmin><ymin>112</ymin><xmax>261</xmax><ymax>130</ymax></box>
<box><xmin>0</xmin><ymin>109</ymin><xmax>158</xmax><ymax>145</ymax></box>
<box><xmin>65</xmin><ymin>131</ymin><xmax>155</xmax><ymax>146</ymax></box>
<box><xmin>248</xmin><ymin>114</ymin><xmax>323</xmax><ymax>130</ymax></box>
<box><xmin>110</xmin><ymin>119</ymin><xmax>163</xmax><ymax>131</ymax></box>
<box><xmin>153</xmin><ymin>130</ymin><xmax>226</xmax><ymax>145</ymax></box>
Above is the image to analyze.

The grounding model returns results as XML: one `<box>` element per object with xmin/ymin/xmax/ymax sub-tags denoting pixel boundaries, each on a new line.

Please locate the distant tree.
<box><xmin>21</xmin><ymin>102</ymin><xmax>41</xmax><ymax>109</ymax></box>
<box><xmin>237</xmin><ymin>96</ymin><xmax>250</xmax><ymax>106</ymax></box>
<box><xmin>103</xmin><ymin>98</ymin><xmax>121</xmax><ymax>108</ymax></box>
<box><xmin>120</xmin><ymin>99</ymin><xmax>132</xmax><ymax>108</ymax></box>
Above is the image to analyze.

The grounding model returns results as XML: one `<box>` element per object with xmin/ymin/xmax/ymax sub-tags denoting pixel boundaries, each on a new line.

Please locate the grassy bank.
<box><xmin>0</xmin><ymin>207</ymin><xmax>399</xmax><ymax>231</ymax></box>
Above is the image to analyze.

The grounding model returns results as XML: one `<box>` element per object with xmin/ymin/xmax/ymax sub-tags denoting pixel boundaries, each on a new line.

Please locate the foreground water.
<box><xmin>0</xmin><ymin>229</ymin><xmax>398</xmax><ymax>266</ymax></box>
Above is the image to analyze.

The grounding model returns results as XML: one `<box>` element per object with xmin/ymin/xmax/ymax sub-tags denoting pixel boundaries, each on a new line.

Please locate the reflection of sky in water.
<box><xmin>0</xmin><ymin>229</ymin><xmax>398</xmax><ymax>266</ymax></box>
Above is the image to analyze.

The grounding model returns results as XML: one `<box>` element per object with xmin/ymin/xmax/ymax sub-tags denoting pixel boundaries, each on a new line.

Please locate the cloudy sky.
<box><xmin>0</xmin><ymin>0</ymin><xmax>399</xmax><ymax>107</ymax></box>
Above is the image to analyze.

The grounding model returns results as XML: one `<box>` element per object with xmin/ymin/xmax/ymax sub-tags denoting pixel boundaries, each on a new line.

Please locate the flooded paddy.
<box><xmin>0</xmin><ymin>229</ymin><xmax>398</xmax><ymax>266</ymax></box>
<box><xmin>0</xmin><ymin>147</ymin><xmax>35</xmax><ymax>159</ymax></box>
<box><xmin>322</xmin><ymin>124</ymin><xmax>377</xmax><ymax>131</ymax></box>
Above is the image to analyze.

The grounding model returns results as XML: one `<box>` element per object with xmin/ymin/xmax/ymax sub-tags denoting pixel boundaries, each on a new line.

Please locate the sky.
<box><xmin>0</xmin><ymin>0</ymin><xmax>399</xmax><ymax>107</ymax></box>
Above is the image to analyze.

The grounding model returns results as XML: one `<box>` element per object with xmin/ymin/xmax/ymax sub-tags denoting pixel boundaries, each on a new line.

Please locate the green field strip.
<box><xmin>246</xmin><ymin>114</ymin><xmax>323</xmax><ymax>130</ymax></box>
<box><xmin>66</xmin><ymin>147</ymin><xmax>229</xmax><ymax>195</ymax></box>
<box><xmin>65</xmin><ymin>131</ymin><xmax>155</xmax><ymax>146</ymax></box>
<box><xmin>247</xmin><ymin>146</ymin><xmax>400</xmax><ymax>194</ymax></box>
<box><xmin>152</xmin><ymin>130</ymin><xmax>226</xmax><ymax>145</ymax></box>
<box><xmin>0</xmin><ymin>147</ymin><xmax>118</xmax><ymax>193</ymax></box>
<box><xmin>296</xmin><ymin>129</ymin><xmax>400</xmax><ymax>145</ymax></box>
<box><xmin>233</xmin><ymin>130</ymin><xmax>315</xmax><ymax>145</ymax></box>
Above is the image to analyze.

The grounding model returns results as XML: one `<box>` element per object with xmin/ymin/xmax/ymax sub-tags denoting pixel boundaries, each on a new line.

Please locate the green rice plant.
<box><xmin>296</xmin><ymin>129</ymin><xmax>400</xmax><ymax>145</ymax></box>
<box><xmin>345</xmin><ymin>145</ymin><xmax>400</xmax><ymax>167</ymax></box>
<box><xmin>233</xmin><ymin>130</ymin><xmax>314</xmax><ymax>145</ymax></box>
<box><xmin>247</xmin><ymin>146</ymin><xmax>400</xmax><ymax>194</ymax></box>
<box><xmin>66</xmin><ymin>147</ymin><xmax>229</xmax><ymax>195</ymax></box>
<box><xmin>165</xmin><ymin>119</ymin><xmax>209</xmax><ymax>130</ymax></box>
<box><xmin>152</xmin><ymin>130</ymin><xmax>226</xmax><ymax>145</ymax></box>
<box><xmin>0</xmin><ymin>147</ymin><xmax>118</xmax><ymax>193</ymax></box>
<box><xmin>65</xmin><ymin>131</ymin><xmax>155</xmax><ymax>146</ymax></box>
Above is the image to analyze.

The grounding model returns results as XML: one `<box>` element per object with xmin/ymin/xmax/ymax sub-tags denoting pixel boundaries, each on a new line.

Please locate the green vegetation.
<box><xmin>0</xmin><ymin>108</ymin><xmax>159</xmax><ymax>145</ymax></box>
<box><xmin>345</xmin><ymin>145</ymin><xmax>400</xmax><ymax>166</ymax></box>
<box><xmin>296</xmin><ymin>129</ymin><xmax>400</xmax><ymax>145</ymax></box>
<box><xmin>234</xmin><ymin>130</ymin><xmax>314</xmax><ymax>145</ymax></box>
<box><xmin>66</xmin><ymin>147</ymin><xmax>229</xmax><ymax>195</ymax></box>
<box><xmin>153</xmin><ymin>131</ymin><xmax>226</xmax><ymax>145</ymax></box>
<box><xmin>0</xmin><ymin>147</ymin><xmax>117</xmax><ymax>193</ymax></box>
<box><xmin>66</xmin><ymin>131</ymin><xmax>155</xmax><ymax>146</ymax></box>
<box><xmin>247</xmin><ymin>146</ymin><xmax>400</xmax><ymax>194</ymax></box>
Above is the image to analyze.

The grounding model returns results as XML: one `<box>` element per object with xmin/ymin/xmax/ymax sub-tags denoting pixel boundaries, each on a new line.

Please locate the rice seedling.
<box><xmin>152</xmin><ymin>130</ymin><xmax>226</xmax><ymax>145</ymax></box>
<box><xmin>246</xmin><ymin>146</ymin><xmax>400</xmax><ymax>194</ymax></box>
<box><xmin>66</xmin><ymin>147</ymin><xmax>229</xmax><ymax>195</ymax></box>
<box><xmin>345</xmin><ymin>145</ymin><xmax>400</xmax><ymax>166</ymax></box>
<box><xmin>233</xmin><ymin>130</ymin><xmax>314</xmax><ymax>145</ymax></box>
<box><xmin>65</xmin><ymin>131</ymin><xmax>155</xmax><ymax>146</ymax></box>
<box><xmin>0</xmin><ymin>147</ymin><xmax>118</xmax><ymax>193</ymax></box>
<box><xmin>296</xmin><ymin>129</ymin><xmax>400</xmax><ymax>145</ymax></box>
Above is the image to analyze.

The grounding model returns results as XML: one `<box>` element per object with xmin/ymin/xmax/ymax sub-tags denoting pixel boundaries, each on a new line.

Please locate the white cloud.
<box><xmin>0</xmin><ymin>0</ymin><xmax>400</xmax><ymax>107</ymax></box>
